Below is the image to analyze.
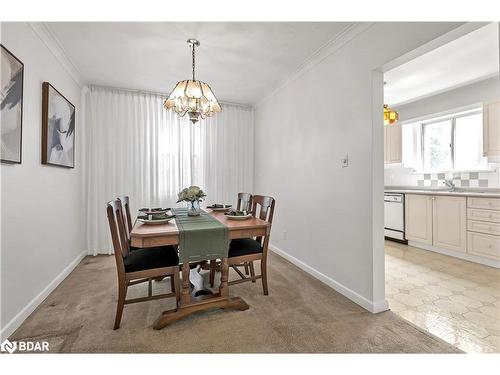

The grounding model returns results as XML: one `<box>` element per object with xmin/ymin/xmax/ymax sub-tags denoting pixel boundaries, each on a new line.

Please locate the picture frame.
<box><xmin>1</xmin><ymin>44</ymin><xmax>24</xmax><ymax>164</ymax></box>
<box><xmin>41</xmin><ymin>82</ymin><xmax>76</xmax><ymax>168</ymax></box>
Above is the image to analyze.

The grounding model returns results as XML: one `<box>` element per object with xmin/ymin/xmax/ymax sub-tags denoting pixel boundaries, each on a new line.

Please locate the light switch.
<box><xmin>341</xmin><ymin>154</ymin><xmax>349</xmax><ymax>168</ymax></box>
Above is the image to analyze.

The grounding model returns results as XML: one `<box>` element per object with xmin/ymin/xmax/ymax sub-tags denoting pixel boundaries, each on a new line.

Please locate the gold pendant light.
<box><xmin>384</xmin><ymin>104</ymin><xmax>399</xmax><ymax>125</ymax></box>
<box><xmin>164</xmin><ymin>39</ymin><xmax>222</xmax><ymax>124</ymax></box>
<box><xmin>383</xmin><ymin>81</ymin><xmax>398</xmax><ymax>125</ymax></box>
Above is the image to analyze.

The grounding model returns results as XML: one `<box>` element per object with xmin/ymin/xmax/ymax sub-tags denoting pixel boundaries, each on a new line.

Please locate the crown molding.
<box><xmin>28</xmin><ymin>22</ymin><xmax>84</xmax><ymax>87</ymax></box>
<box><xmin>254</xmin><ymin>22</ymin><xmax>374</xmax><ymax>108</ymax></box>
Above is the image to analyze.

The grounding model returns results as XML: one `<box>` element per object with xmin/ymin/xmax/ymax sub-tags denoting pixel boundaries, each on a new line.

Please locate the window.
<box><xmin>454</xmin><ymin>112</ymin><xmax>484</xmax><ymax>170</ymax></box>
<box><xmin>422</xmin><ymin>119</ymin><xmax>453</xmax><ymax>171</ymax></box>
<box><xmin>401</xmin><ymin>109</ymin><xmax>487</xmax><ymax>172</ymax></box>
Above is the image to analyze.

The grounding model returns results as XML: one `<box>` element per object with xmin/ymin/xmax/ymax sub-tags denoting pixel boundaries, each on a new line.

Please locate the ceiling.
<box><xmin>384</xmin><ymin>22</ymin><xmax>499</xmax><ymax>106</ymax></box>
<box><xmin>45</xmin><ymin>22</ymin><xmax>352</xmax><ymax>105</ymax></box>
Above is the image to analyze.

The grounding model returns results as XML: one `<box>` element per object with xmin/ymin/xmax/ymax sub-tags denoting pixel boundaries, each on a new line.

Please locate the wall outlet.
<box><xmin>341</xmin><ymin>154</ymin><xmax>349</xmax><ymax>168</ymax></box>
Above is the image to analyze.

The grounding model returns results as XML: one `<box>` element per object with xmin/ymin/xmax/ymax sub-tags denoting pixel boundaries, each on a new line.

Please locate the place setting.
<box><xmin>224</xmin><ymin>208</ymin><xmax>253</xmax><ymax>220</ymax></box>
<box><xmin>137</xmin><ymin>207</ymin><xmax>175</xmax><ymax>225</ymax></box>
<box><xmin>206</xmin><ymin>203</ymin><xmax>232</xmax><ymax>212</ymax></box>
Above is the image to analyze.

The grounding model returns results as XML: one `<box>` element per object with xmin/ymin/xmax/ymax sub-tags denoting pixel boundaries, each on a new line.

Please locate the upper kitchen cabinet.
<box><xmin>483</xmin><ymin>99</ymin><xmax>500</xmax><ymax>156</ymax></box>
<box><xmin>384</xmin><ymin>124</ymin><xmax>402</xmax><ymax>164</ymax></box>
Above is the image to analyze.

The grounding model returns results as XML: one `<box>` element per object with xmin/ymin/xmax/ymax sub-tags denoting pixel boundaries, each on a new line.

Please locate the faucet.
<box><xmin>443</xmin><ymin>179</ymin><xmax>455</xmax><ymax>191</ymax></box>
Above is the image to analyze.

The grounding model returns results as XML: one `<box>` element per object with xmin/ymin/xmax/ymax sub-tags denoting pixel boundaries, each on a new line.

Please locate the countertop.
<box><xmin>384</xmin><ymin>186</ymin><xmax>500</xmax><ymax>198</ymax></box>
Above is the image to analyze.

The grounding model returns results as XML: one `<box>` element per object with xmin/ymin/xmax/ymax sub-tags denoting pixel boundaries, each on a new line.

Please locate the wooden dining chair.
<box><xmin>237</xmin><ymin>192</ymin><xmax>253</xmax><ymax>211</ymax></box>
<box><xmin>236</xmin><ymin>192</ymin><xmax>253</xmax><ymax>275</ymax></box>
<box><xmin>118</xmin><ymin>196</ymin><xmax>133</xmax><ymax>242</ymax></box>
<box><xmin>209</xmin><ymin>192</ymin><xmax>254</xmax><ymax>285</ymax></box>
<box><xmin>210</xmin><ymin>195</ymin><xmax>275</xmax><ymax>295</ymax></box>
<box><xmin>106</xmin><ymin>199</ymin><xmax>180</xmax><ymax>329</ymax></box>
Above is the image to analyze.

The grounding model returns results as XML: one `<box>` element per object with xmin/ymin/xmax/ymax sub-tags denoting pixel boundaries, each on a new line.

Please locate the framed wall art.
<box><xmin>1</xmin><ymin>44</ymin><xmax>24</xmax><ymax>164</ymax></box>
<box><xmin>41</xmin><ymin>82</ymin><xmax>75</xmax><ymax>168</ymax></box>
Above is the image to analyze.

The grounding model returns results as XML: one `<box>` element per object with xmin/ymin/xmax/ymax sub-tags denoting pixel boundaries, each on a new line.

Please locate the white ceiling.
<box><xmin>45</xmin><ymin>22</ymin><xmax>352</xmax><ymax>105</ymax></box>
<box><xmin>384</xmin><ymin>22</ymin><xmax>499</xmax><ymax>106</ymax></box>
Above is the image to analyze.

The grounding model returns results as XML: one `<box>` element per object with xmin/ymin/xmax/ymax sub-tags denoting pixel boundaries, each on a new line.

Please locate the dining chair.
<box><xmin>118</xmin><ymin>196</ymin><xmax>133</xmax><ymax>242</ymax></box>
<box><xmin>118</xmin><ymin>196</ymin><xmax>174</xmax><ymax>285</ymax></box>
<box><xmin>236</xmin><ymin>192</ymin><xmax>253</xmax><ymax>275</ymax></box>
<box><xmin>237</xmin><ymin>192</ymin><xmax>253</xmax><ymax>211</ymax></box>
<box><xmin>209</xmin><ymin>195</ymin><xmax>275</xmax><ymax>295</ymax></box>
<box><xmin>209</xmin><ymin>192</ymin><xmax>254</xmax><ymax>285</ymax></box>
<box><xmin>106</xmin><ymin>199</ymin><xmax>180</xmax><ymax>329</ymax></box>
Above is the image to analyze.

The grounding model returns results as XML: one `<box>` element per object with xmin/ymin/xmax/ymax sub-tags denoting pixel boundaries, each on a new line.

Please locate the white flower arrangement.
<box><xmin>176</xmin><ymin>186</ymin><xmax>207</xmax><ymax>203</ymax></box>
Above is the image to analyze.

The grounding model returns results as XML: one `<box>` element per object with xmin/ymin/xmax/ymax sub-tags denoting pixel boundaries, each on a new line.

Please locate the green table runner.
<box><xmin>172</xmin><ymin>208</ymin><xmax>229</xmax><ymax>262</ymax></box>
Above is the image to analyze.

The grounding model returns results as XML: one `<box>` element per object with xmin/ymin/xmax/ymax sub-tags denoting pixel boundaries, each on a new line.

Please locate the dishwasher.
<box><xmin>384</xmin><ymin>193</ymin><xmax>406</xmax><ymax>242</ymax></box>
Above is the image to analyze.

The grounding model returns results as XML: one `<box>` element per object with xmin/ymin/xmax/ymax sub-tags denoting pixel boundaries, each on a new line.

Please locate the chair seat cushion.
<box><xmin>124</xmin><ymin>246</ymin><xmax>179</xmax><ymax>273</ymax></box>
<box><xmin>228</xmin><ymin>238</ymin><xmax>263</xmax><ymax>258</ymax></box>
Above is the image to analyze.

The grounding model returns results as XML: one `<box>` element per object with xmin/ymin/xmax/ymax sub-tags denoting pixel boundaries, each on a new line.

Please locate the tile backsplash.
<box><xmin>417</xmin><ymin>172</ymin><xmax>490</xmax><ymax>188</ymax></box>
<box><xmin>384</xmin><ymin>165</ymin><xmax>500</xmax><ymax>188</ymax></box>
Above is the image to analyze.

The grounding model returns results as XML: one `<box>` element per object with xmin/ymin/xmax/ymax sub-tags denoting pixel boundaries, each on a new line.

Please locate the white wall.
<box><xmin>0</xmin><ymin>22</ymin><xmax>85</xmax><ymax>339</ymax></box>
<box><xmin>254</xmin><ymin>22</ymin><xmax>463</xmax><ymax>312</ymax></box>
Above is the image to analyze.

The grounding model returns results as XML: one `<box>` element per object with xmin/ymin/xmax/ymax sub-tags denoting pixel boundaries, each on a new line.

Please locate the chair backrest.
<box><xmin>251</xmin><ymin>195</ymin><xmax>275</xmax><ymax>247</ymax></box>
<box><xmin>251</xmin><ymin>195</ymin><xmax>275</xmax><ymax>224</ymax></box>
<box><xmin>237</xmin><ymin>192</ymin><xmax>253</xmax><ymax>211</ymax></box>
<box><xmin>118</xmin><ymin>196</ymin><xmax>133</xmax><ymax>240</ymax></box>
<box><xmin>106</xmin><ymin>199</ymin><xmax>130</xmax><ymax>274</ymax></box>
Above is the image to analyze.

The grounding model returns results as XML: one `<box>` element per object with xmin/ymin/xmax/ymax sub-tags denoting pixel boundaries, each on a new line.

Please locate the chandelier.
<box><xmin>164</xmin><ymin>39</ymin><xmax>222</xmax><ymax>124</ymax></box>
<box><xmin>384</xmin><ymin>104</ymin><xmax>399</xmax><ymax>125</ymax></box>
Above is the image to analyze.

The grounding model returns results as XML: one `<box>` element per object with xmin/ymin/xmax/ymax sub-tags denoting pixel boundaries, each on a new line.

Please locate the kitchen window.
<box><xmin>402</xmin><ymin>109</ymin><xmax>487</xmax><ymax>172</ymax></box>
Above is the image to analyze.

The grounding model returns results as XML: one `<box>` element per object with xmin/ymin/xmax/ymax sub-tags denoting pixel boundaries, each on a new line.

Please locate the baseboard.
<box><xmin>408</xmin><ymin>241</ymin><xmax>500</xmax><ymax>269</ymax></box>
<box><xmin>269</xmin><ymin>244</ymin><xmax>389</xmax><ymax>314</ymax></box>
<box><xmin>0</xmin><ymin>250</ymin><xmax>87</xmax><ymax>341</ymax></box>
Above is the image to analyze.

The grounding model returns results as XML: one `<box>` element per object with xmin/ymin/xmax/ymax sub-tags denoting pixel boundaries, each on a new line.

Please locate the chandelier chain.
<box><xmin>192</xmin><ymin>43</ymin><xmax>196</xmax><ymax>81</ymax></box>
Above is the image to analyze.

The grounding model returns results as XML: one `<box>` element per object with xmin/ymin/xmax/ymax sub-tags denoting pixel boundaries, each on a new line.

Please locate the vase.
<box><xmin>187</xmin><ymin>200</ymin><xmax>201</xmax><ymax>216</ymax></box>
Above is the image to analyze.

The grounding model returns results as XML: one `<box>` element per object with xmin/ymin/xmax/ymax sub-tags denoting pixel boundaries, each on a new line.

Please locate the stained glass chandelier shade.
<box><xmin>384</xmin><ymin>104</ymin><xmax>399</xmax><ymax>125</ymax></box>
<box><xmin>164</xmin><ymin>39</ymin><xmax>222</xmax><ymax>124</ymax></box>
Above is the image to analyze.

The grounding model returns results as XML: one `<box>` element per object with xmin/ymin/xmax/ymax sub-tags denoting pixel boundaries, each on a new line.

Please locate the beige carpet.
<box><xmin>9</xmin><ymin>252</ymin><xmax>461</xmax><ymax>353</ymax></box>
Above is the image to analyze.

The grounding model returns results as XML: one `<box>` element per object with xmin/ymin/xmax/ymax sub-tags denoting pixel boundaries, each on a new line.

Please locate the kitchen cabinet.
<box><xmin>384</xmin><ymin>124</ymin><xmax>402</xmax><ymax>164</ymax></box>
<box><xmin>405</xmin><ymin>194</ymin><xmax>433</xmax><ymax>244</ymax></box>
<box><xmin>468</xmin><ymin>232</ymin><xmax>500</xmax><ymax>260</ymax></box>
<box><xmin>405</xmin><ymin>194</ymin><xmax>467</xmax><ymax>252</ymax></box>
<box><xmin>483</xmin><ymin>99</ymin><xmax>500</xmax><ymax>156</ymax></box>
<box><xmin>467</xmin><ymin>197</ymin><xmax>500</xmax><ymax>260</ymax></box>
<box><xmin>432</xmin><ymin>196</ymin><xmax>467</xmax><ymax>252</ymax></box>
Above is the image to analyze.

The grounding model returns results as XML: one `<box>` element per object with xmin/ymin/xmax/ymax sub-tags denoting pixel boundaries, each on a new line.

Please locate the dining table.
<box><xmin>130</xmin><ymin>208</ymin><xmax>271</xmax><ymax>329</ymax></box>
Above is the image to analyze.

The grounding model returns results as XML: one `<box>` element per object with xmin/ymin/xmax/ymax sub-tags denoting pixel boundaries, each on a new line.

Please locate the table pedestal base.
<box><xmin>153</xmin><ymin>295</ymin><xmax>249</xmax><ymax>329</ymax></box>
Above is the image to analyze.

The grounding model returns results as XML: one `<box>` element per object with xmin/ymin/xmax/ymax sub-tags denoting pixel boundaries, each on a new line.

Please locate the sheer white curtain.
<box><xmin>83</xmin><ymin>86</ymin><xmax>254</xmax><ymax>255</ymax></box>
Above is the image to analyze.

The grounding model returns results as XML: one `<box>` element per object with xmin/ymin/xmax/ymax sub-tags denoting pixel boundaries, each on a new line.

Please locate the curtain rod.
<box><xmin>87</xmin><ymin>84</ymin><xmax>253</xmax><ymax>109</ymax></box>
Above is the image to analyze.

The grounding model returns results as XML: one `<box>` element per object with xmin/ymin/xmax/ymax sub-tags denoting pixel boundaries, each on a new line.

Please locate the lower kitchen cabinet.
<box><xmin>432</xmin><ymin>196</ymin><xmax>467</xmax><ymax>252</ymax></box>
<box><xmin>405</xmin><ymin>194</ymin><xmax>467</xmax><ymax>252</ymax></box>
<box><xmin>405</xmin><ymin>194</ymin><xmax>433</xmax><ymax>244</ymax></box>
<box><xmin>404</xmin><ymin>194</ymin><xmax>500</xmax><ymax>264</ymax></box>
<box><xmin>468</xmin><ymin>231</ymin><xmax>500</xmax><ymax>260</ymax></box>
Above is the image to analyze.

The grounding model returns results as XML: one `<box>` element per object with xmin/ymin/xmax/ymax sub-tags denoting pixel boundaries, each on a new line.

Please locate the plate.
<box><xmin>138</xmin><ymin>208</ymin><xmax>170</xmax><ymax>215</ymax></box>
<box><xmin>225</xmin><ymin>214</ymin><xmax>252</xmax><ymax>221</ymax></box>
<box><xmin>208</xmin><ymin>204</ymin><xmax>232</xmax><ymax>212</ymax></box>
<box><xmin>138</xmin><ymin>217</ymin><xmax>175</xmax><ymax>225</ymax></box>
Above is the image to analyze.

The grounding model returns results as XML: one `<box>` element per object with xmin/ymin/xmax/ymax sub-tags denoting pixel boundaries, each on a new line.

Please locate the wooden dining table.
<box><xmin>130</xmin><ymin>208</ymin><xmax>271</xmax><ymax>329</ymax></box>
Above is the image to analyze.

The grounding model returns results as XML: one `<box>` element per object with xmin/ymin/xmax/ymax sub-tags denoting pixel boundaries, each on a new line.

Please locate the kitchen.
<box><xmin>383</xmin><ymin>23</ymin><xmax>500</xmax><ymax>353</ymax></box>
